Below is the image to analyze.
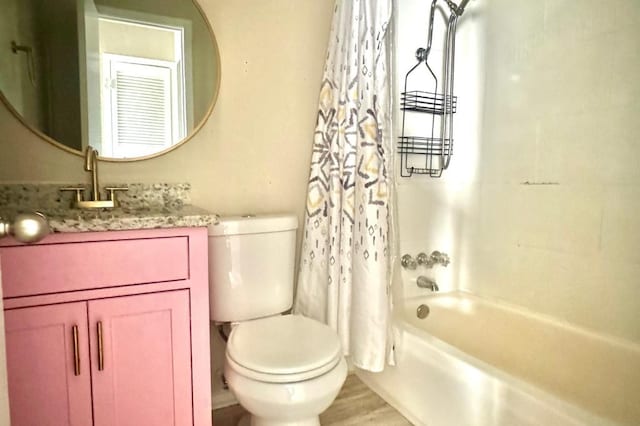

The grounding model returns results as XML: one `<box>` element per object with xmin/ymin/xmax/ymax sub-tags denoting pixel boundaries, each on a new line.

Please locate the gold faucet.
<box><xmin>60</xmin><ymin>147</ymin><xmax>128</xmax><ymax>209</ymax></box>
<box><xmin>85</xmin><ymin>146</ymin><xmax>101</xmax><ymax>202</ymax></box>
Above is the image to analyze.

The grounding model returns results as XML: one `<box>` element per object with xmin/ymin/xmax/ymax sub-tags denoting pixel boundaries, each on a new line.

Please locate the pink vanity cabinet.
<box><xmin>0</xmin><ymin>227</ymin><xmax>212</xmax><ymax>426</ymax></box>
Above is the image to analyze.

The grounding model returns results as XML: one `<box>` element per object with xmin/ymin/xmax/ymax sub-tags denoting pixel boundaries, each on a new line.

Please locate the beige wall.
<box><xmin>397</xmin><ymin>0</ymin><xmax>640</xmax><ymax>343</ymax></box>
<box><xmin>0</xmin><ymin>0</ymin><xmax>333</xmax><ymax>216</ymax></box>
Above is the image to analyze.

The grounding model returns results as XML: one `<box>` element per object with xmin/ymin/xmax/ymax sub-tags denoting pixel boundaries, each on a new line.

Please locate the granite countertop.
<box><xmin>38</xmin><ymin>204</ymin><xmax>219</xmax><ymax>233</ymax></box>
<box><xmin>0</xmin><ymin>183</ymin><xmax>219</xmax><ymax>233</ymax></box>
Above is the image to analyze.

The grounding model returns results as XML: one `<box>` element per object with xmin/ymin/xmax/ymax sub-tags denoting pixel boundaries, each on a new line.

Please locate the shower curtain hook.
<box><xmin>11</xmin><ymin>40</ymin><xmax>32</xmax><ymax>54</ymax></box>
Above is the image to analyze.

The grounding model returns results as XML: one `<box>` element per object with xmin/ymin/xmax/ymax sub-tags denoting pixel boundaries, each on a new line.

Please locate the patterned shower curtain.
<box><xmin>294</xmin><ymin>0</ymin><xmax>393</xmax><ymax>372</ymax></box>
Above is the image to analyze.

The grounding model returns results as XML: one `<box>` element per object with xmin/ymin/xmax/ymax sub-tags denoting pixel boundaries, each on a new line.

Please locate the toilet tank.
<box><xmin>208</xmin><ymin>214</ymin><xmax>298</xmax><ymax>322</ymax></box>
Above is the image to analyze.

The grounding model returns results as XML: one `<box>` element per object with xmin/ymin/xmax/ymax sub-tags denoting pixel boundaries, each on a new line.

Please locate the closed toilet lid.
<box><xmin>227</xmin><ymin>314</ymin><xmax>342</xmax><ymax>376</ymax></box>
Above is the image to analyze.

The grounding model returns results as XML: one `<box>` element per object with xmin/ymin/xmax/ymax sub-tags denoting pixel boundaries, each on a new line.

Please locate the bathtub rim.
<box><xmin>383</xmin><ymin>291</ymin><xmax>628</xmax><ymax>426</ymax></box>
<box><xmin>402</xmin><ymin>290</ymin><xmax>640</xmax><ymax>354</ymax></box>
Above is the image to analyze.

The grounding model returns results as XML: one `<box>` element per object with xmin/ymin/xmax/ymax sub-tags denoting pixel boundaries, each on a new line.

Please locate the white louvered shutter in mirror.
<box><xmin>101</xmin><ymin>55</ymin><xmax>184</xmax><ymax>158</ymax></box>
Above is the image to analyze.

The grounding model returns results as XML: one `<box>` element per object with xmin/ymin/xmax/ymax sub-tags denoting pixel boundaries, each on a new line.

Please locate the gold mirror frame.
<box><xmin>0</xmin><ymin>0</ymin><xmax>221</xmax><ymax>162</ymax></box>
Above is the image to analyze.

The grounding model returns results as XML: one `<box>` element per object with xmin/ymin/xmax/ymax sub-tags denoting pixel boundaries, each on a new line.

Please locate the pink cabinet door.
<box><xmin>89</xmin><ymin>290</ymin><xmax>193</xmax><ymax>426</ymax></box>
<box><xmin>4</xmin><ymin>302</ymin><xmax>93</xmax><ymax>426</ymax></box>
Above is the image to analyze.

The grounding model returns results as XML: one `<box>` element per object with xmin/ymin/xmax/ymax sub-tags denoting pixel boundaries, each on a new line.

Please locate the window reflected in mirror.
<box><xmin>97</xmin><ymin>15</ymin><xmax>189</xmax><ymax>158</ymax></box>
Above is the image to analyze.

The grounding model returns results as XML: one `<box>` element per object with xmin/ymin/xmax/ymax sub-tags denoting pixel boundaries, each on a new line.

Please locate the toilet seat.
<box><xmin>226</xmin><ymin>314</ymin><xmax>342</xmax><ymax>383</ymax></box>
<box><xmin>226</xmin><ymin>352</ymin><xmax>342</xmax><ymax>383</ymax></box>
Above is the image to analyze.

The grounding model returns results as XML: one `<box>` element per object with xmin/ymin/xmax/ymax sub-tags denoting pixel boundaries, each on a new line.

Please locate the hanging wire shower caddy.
<box><xmin>398</xmin><ymin>0</ymin><xmax>469</xmax><ymax>177</ymax></box>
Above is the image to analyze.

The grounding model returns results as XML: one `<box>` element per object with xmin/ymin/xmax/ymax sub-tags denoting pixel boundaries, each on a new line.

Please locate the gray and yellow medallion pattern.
<box><xmin>294</xmin><ymin>0</ymin><xmax>393</xmax><ymax>373</ymax></box>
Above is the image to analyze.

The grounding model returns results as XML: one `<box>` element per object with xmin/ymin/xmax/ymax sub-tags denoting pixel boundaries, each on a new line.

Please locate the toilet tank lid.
<box><xmin>208</xmin><ymin>214</ymin><xmax>298</xmax><ymax>236</ymax></box>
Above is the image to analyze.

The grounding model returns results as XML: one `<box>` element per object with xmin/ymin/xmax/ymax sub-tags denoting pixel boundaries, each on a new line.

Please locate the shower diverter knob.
<box><xmin>401</xmin><ymin>254</ymin><xmax>417</xmax><ymax>270</ymax></box>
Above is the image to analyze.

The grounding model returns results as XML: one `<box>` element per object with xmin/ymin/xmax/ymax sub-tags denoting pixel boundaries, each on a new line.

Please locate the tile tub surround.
<box><xmin>394</xmin><ymin>0</ymin><xmax>640</xmax><ymax>344</ymax></box>
<box><xmin>0</xmin><ymin>183</ymin><xmax>218</xmax><ymax>232</ymax></box>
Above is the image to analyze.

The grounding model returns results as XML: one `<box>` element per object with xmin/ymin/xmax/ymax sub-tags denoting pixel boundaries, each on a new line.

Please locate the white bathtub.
<box><xmin>356</xmin><ymin>291</ymin><xmax>640</xmax><ymax>426</ymax></box>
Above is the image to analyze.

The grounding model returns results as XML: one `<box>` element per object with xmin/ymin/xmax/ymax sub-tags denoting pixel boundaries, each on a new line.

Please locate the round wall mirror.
<box><xmin>0</xmin><ymin>0</ymin><xmax>220</xmax><ymax>161</ymax></box>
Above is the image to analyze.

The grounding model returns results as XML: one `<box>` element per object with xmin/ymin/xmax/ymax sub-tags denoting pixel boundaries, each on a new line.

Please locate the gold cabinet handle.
<box><xmin>97</xmin><ymin>321</ymin><xmax>104</xmax><ymax>371</ymax></box>
<box><xmin>72</xmin><ymin>325</ymin><xmax>80</xmax><ymax>376</ymax></box>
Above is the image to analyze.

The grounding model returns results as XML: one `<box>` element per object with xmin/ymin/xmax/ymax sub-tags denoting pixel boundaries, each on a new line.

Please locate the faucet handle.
<box><xmin>416</xmin><ymin>252</ymin><xmax>429</xmax><ymax>266</ymax></box>
<box><xmin>104</xmin><ymin>186</ymin><xmax>128</xmax><ymax>207</ymax></box>
<box><xmin>430</xmin><ymin>250</ymin><xmax>450</xmax><ymax>267</ymax></box>
<box><xmin>401</xmin><ymin>254</ymin><xmax>417</xmax><ymax>270</ymax></box>
<box><xmin>60</xmin><ymin>187</ymin><xmax>86</xmax><ymax>204</ymax></box>
<box><xmin>429</xmin><ymin>250</ymin><xmax>451</xmax><ymax>267</ymax></box>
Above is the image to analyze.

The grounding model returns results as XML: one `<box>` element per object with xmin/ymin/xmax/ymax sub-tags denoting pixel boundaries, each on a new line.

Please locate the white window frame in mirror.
<box><xmin>101</xmin><ymin>54</ymin><xmax>185</xmax><ymax>158</ymax></box>
<box><xmin>97</xmin><ymin>6</ymin><xmax>195</xmax><ymax>128</ymax></box>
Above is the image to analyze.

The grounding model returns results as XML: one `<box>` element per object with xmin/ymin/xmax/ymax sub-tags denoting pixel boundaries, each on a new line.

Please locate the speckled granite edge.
<box><xmin>0</xmin><ymin>183</ymin><xmax>191</xmax><ymax>210</ymax></box>
<box><xmin>47</xmin><ymin>205</ymin><xmax>218</xmax><ymax>233</ymax></box>
<box><xmin>0</xmin><ymin>183</ymin><xmax>218</xmax><ymax>233</ymax></box>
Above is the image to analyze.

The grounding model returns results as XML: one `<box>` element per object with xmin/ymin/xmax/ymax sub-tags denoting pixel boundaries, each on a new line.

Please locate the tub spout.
<box><xmin>417</xmin><ymin>276</ymin><xmax>439</xmax><ymax>292</ymax></box>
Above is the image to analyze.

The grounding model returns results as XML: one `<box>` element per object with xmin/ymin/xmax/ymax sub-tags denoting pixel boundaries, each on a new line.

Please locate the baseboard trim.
<box><xmin>212</xmin><ymin>389</ymin><xmax>238</xmax><ymax>410</ymax></box>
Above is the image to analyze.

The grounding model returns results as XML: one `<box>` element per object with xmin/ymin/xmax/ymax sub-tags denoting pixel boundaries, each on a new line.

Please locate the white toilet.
<box><xmin>208</xmin><ymin>214</ymin><xmax>347</xmax><ymax>426</ymax></box>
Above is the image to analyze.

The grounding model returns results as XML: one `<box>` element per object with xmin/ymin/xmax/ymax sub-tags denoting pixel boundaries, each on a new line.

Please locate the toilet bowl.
<box><xmin>224</xmin><ymin>315</ymin><xmax>347</xmax><ymax>426</ymax></box>
<box><xmin>225</xmin><ymin>358</ymin><xmax>348</xmax><ymax>426</ymax></box>
<box><xmin>208</xmin><ymin>215</ymin><xmax>347</xmax><ymax>425</ymax></box>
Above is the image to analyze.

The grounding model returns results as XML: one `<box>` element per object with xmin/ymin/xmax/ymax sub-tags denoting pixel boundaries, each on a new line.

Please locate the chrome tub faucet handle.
<box><xmin>404</xmin><ymin>251</ymin><xmax>451</xmax><ymax>269</ymax></box>
<box><xmin>416</xmin><ymin>252</ymin><xmax>429</xmax><ymax>266</ymax></box>
<box><xmin>401</xmin><ymin>254</ymin><xmax>417</xmax><ymax>270</ymax></box>
<box><xmin>429</xmin><ymin>250</ymin><xmax>450</xmax><ymax>267</ymax></box>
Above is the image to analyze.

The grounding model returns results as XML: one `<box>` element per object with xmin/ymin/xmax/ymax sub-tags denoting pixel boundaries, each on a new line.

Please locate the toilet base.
<box><xmin>238</xmin><ymin>413</ymin><xmax>320</xmax><ymax>426</ymax></box>
<box><xmin>226</xmin><ymin>357</ymin><xmax>347</xmax><ymax>426</ymax></box>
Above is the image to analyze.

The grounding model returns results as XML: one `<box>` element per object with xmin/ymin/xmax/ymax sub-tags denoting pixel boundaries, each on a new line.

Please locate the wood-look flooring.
<box><xmin>212</xmin><ymin>374</ymin><xmax>412</xmax><ymax>425</ymax></box>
